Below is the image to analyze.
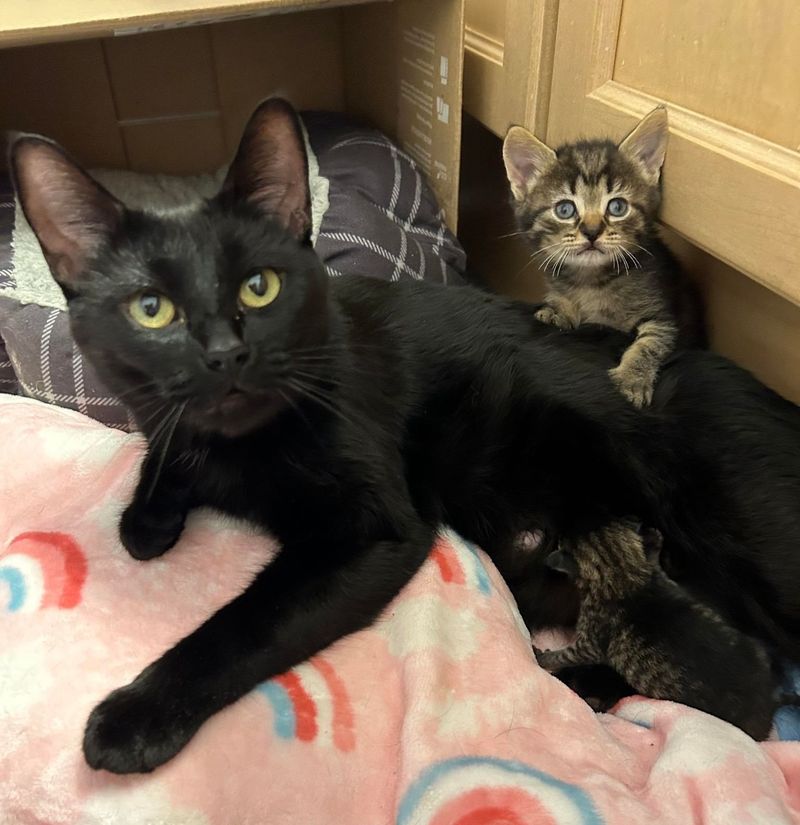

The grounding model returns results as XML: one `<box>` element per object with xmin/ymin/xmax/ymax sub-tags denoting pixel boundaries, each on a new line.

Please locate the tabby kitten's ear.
<box><xmin>503</xmin><ymin>126</ymin><xmax>557</xmax><ymax>202</ymax></box>
<box><xmin>9</xmin><ymin>136</ymin><xmax>123</xmax><ymax>293</ymax></box>
<box><xmin>618</xmin><ymin>106</ymin><xmax>669</xmax><ymax>185</ymax></box>
<box><xmin>222</xmin><ymin>97</ymin><xmax>311</xmax><ymax>242</ymax></box>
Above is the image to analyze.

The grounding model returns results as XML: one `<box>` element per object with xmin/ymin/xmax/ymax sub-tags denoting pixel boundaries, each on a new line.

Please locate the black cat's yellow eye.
<box><xmin>554</xmin><ymin>200</ymin><xmax>577</xmax><ymax>220</ymax></box>
<box><xmin>240</xmin><ymin>268</ymin><xmax>282</xmax><ymax>309</ymax></box>
<box><xmin>129</xmin><ymin>293</ymin><xmax>176</xmax><ymax>329</ymax></box>
<box><xmin>606</xmin><ymin>197</ymin><xmax>629</xmax><ymax>218</ymax></box>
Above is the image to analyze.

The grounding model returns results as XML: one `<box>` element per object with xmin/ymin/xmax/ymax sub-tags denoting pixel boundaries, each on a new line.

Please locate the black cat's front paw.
<box><xmin>120</xmin><ymin>503</ymin><xmax>185</xmax><ymax>560</ymax></box>
<box><xmin>83</xmin><ymin>678</ymin><xmax>196</xmax><ymax>774</ymax></box>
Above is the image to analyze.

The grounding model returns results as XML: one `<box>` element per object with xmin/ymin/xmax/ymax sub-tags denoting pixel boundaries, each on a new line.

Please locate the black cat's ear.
<box><xmin>502</xmin><ymin>126</ymin><xmax>557</xmax><ymax>202</ymax></box>
<box><xmin>10</xmin><ymin>135</ymin><xmax>123</xmax><ymax>292</ymax></box>
<box><xmin>222</xmin><ymin>97</ymin><xmax>311</xmax><ymax>242</ymax></box>
<box><xmin>545</xmin><ymin>549</ymin><xmax>579</xmax><ymax>578</ymax></box>
<box><xmin>619</xmin><ymin>106</ymin><xmax>669</xmax><ymax>185</ymax></box>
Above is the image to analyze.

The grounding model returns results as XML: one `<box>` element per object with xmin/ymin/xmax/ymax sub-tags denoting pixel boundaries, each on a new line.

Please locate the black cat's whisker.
<box><xmin>290</xmin><ymin>358</ymin><xmax>376</xmax><ymax>381</ymax></box>
<box><xmin>290</xmin><ymin>367</ymin><xmax>344</xmax><ymax>387</ymax></box>
<box><xmin>144</xmin><ymin>403</ymin><xmax>177</xmax><ymax>444</ymax></box>
<box><xmin>285</xmin><ymin>378</ymin><xmax>355</xmax><ymax>428</ymax></box>
<box><xmin>114</xmin><ymin>379</ymin><xmax>164</xmax><ymax>401</ymax></box>
<box><xmin>139</xmin><ymin>401</ymin><xmax>171</xmax><ymax>430</ymax></box>
<box><xmin>289</xmin><ymin>342</ymin><xmax>380</xmax><ymax>355</ymax></box>
<box><xmin>145</xmin><ymin>402</ymin><xmax>186</xmax><ymax>502</ymax></box>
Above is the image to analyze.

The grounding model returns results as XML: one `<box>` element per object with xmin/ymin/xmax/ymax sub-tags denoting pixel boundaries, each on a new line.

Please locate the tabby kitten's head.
<box><xmin>11</xmin><ymin>99</ymin><xmax>329</xmax><ymax>438</ymax></box>
<box><xmin>502</xmin><ymin>107</ymin><xmax>668</xmax><ymax>276</ymax></box>
<box><xmin>546</xmin><ymin>521</ymin><xmax>655</xmax><ymax>600</ymax></box>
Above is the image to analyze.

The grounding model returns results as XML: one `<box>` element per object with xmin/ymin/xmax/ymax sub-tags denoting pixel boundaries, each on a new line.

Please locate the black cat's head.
<box><xmin>11</xmin><ymin>98</ymin><xmax>331</xmax><ymax>438</ymax></box>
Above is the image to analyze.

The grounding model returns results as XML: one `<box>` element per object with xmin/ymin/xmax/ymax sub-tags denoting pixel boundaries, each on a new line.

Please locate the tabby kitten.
<box><xmin>503</xmin><ymin>107</ymin><xmax>705</xmax><ymax>407</ymax></box>
<box><xmin>535</xmin><ymin>521</ymin><xmax>777</xmax><ymax>739</ymax></box>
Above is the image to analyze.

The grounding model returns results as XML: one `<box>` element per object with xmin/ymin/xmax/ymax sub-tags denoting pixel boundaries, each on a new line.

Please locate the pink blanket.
<box><xmin>2</xmin><ymin>395</ymin><xmax>800</xmax><ymax>824</ymax></box>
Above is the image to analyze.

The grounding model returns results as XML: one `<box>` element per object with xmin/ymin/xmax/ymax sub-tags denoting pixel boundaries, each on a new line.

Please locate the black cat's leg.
<box><xmin>83</xmin><ymin>525</ymin><xmax>434</xmax><ymax>774</ymax></box>
<box><xmin>120</xmin><ymin>449</ymin><xmax>196</xmax><ymax>561</ymax></box>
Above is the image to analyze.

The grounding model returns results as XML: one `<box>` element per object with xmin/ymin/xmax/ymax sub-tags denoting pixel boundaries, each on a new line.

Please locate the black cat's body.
<box><xmin>11</xmin><ymin>99</ymin><xmax>800</xmax><ymax>775</ymax></box>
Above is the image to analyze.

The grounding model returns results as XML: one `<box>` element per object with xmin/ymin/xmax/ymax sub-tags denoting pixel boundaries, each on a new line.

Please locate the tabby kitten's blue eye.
<box><xmin>607</xmin><ymin>197</ymin><xmax>629</xmax><ymax>217</ymax></box>
<box><xmin>554</xmin><ymin>200</ymin><xmax>577</xmax><ymax>220</ymax></box>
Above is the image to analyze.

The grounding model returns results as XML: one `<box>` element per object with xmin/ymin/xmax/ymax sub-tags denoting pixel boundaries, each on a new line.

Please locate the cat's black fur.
<box><xmin>10</xmin><ymin>99</ymin><xmax>800</xmax><ymax>774</ymax></box>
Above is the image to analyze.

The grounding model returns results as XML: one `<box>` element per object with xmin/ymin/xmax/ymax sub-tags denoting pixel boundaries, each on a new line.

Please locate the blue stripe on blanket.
<box><xmin>775</xmin><ymin>662</ymin><xmax>800</xmax><ymax>741</ymax></box>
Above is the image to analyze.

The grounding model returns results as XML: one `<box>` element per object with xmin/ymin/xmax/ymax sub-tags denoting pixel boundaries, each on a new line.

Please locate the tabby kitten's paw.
<box><xmin>83</xmin><ymin>673</ymin><xmax>198</xmax><ymax>773</ymax></box>
<box><xmin>535</xmin><ymin>305</ymin><xmax>574</xmax><ymax>330</ymax></box>
<box><xmin>609</xmin><ymin>365</ymin><xmax>655</xmax><ymax>408</ymax></box>
<box><xmin>120</xmin><ymin>502</ymin><xmax>185</xmax><ymax>560</ymax></box>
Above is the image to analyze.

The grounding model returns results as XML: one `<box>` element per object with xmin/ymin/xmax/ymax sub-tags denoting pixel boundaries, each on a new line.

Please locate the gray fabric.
<box><xmin>0</xmin><ymin>114</ymin><xmax>466</xmax><ymax>430</ymax></box>
<box><xmin>306</xmin><ymin>112</ymin><xmax>465</xmax><ymax>284</ymax></box>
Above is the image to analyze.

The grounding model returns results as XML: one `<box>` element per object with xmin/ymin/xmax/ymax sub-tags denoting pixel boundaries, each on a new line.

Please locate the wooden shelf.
<box><xmin>0</xmin><ymin>0</ymin><xmax>378</xmax><ymax>48</ymax></box>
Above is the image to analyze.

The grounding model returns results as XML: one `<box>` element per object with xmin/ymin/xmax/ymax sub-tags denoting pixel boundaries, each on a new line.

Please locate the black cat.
<box><xmin>10</xmin><ymin>99</ymin><xmax>800</xmax><ymax>774</ymax></box>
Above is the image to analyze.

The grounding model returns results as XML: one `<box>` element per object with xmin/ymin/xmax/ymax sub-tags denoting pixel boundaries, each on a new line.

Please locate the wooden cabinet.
<box><xmin>547</xmin><ymin>0</ymin><xmax>800</xmax><ymax>308</ymax></box>
<box><xmin>463</xmin><ymin>0</ymin><xmax>557</xmax><ymax>138</ymax></box>
<box><xmin>461</xmin><ymin>0</ymin><xmax>800</xmax><ymax>401</ymax></box>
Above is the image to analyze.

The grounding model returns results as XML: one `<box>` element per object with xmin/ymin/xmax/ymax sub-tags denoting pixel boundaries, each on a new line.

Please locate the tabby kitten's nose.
<box><xmin>579</xmin><ymin>217</ymin><xmax>604</xmax><ymax>243</ymax></box>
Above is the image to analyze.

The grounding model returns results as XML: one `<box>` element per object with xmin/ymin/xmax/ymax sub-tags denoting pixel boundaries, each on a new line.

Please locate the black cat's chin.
<box><xmin>187</xmin><ymin>388</ymin><xmax>289</xmax><ymax>438</ymax></box>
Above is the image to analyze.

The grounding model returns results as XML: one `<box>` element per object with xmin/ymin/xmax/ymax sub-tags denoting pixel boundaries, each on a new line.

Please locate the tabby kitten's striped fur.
<box><xmin>503</xmin><ymin>107</ymin><xmax>705</xmax><ymax>407</ymax></box>
<box><xmin>535</xmin><ymin>521</ymin><xmax>777</xmax><ymax>740</ymax></box>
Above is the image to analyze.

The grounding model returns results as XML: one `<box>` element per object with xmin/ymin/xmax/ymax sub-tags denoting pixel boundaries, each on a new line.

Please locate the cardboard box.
<box><xmin>0</xmin><ymin>0</ymin><xmax>464</xmax><ymax>226</ymax></box>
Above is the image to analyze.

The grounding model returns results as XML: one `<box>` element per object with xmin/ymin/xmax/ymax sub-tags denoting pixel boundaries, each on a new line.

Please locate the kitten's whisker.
<box><xmin>618</xmin><ymin>245</ymin><xmax>641</xmax><ymax>271</ymax></box>
<box><xmin>530</xmin><ymin>240</ymin><xmax>568</xmax><ymax>259</ymax></box>
<box><xmin>555</xmin><ymin>249</ymin><xmax>571</xmax><ymax>280</ymax></box>
<box><xmin>540</xmin><ymin>246</ymin><xmax>566</xmax><ymax>274</ymax></box>
<box><xmin>623</xmin><ymin>240</ymin><xmax>654</xmax><ymax>258</ymax></box>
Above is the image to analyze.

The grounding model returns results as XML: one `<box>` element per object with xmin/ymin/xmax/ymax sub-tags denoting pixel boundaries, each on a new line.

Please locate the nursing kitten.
<box><xmin>535</xmin><ymin>521</ymin><xmax>777</xmax><ymax>739</ymax></box>
<box><xmin>11</xmin><ymin>99</ymin><xmax>800</xmax><ymax>775</ymax></box>
<box><xmin>503</xmin><ymin>107</ymin><xmax>705</xmax><ymax>407</ymax></box>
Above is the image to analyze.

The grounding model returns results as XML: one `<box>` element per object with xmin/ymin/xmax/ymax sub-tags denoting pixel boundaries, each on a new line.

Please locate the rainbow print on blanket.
<box><xmin>258</xmin><ymin>656</ymin><xmax>356</xmax><ymax>752</ymax></box>
<box><xmin>397</xmin><ymin>757</ymin><xmax>605</xmax><ymax>825</ymax></box>
<box><xmin>0</xmin><ymin>531</ymin><xmax>87</xmax><ymax>612</ymax></box>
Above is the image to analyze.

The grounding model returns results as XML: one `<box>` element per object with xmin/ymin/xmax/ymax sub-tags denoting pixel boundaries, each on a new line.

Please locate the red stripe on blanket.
<box><xmin>430</xmin><ymin>538</ymin><xmax>465</xmax><ymax>585</ymax></box>
<box><xmin>430</xmin><ymin>787</ymin><xmax>557</xmax><ymax>825</ymax></box>
<box><xmin>312</xmin><ymin>656</ymin><xmax>355</xmax><ymax>752</ymax></box>
<box><xmin>276</xmin><ymin>671</ymin><xmax>317</xmax><ymax>741</ymax></box>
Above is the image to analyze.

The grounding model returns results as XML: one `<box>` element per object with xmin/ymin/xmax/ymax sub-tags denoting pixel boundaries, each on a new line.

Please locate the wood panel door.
<box><xmin>463</xmin><ymin>0</ymin><xmax>557</xmax><ymax>137</ymax></box>
<box><xmin>547</xmin><ymin>0</ymin><xmax>800</xmax><ymax>307</ymax></box>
